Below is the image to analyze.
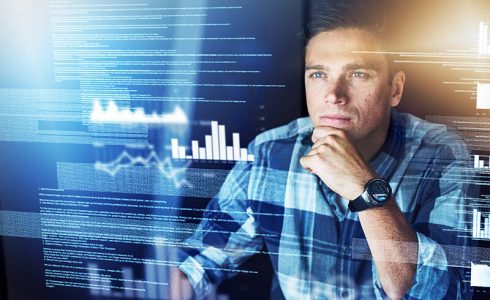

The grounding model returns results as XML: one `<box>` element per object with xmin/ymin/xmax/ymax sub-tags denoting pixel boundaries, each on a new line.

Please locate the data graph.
<box><xmin>473</xmin><ymin>208</ymin><xmax>490</xmax><ymax>239</ymax></box>
<box><xmin>90</xmin><ymin>100</ymin><xmax>188</xmax><ymax>124</ymax></box>
<box><xmin>87</xmin><ymin>240</ymin><xmax>175</xmax><ymax>299</ymax></box>
<box><xmin>171</xmin><ymin>121</ymin><xmax>254</xmax><ymax>162</ymax></box>
<box><xmin>479</xmin><ymin>21</ymin><xmax>489</xmax><ymax>55</ymax></box>
<box><xmin>473</xmin><ymin>155</ymin><xmax>490</xmax><ymax>169</ymax></box>
<box><xmin>87</xmin><ymin>263</ymin><xmax>156</xmax><ymax>298</ymax></box>
<box><xmin>471</xmin><ymin>262</ymin><xmax>490</xmax><ymax>287</ymax></box>
<box><xmin>477</xmin><ymin>82</ymin><xmax>490</xmax><ymax>110</ymax></box>
<box><xmin>87</xmin><ymin>242</ymin><xmax>229</xmax><ymax>300</ymax></box>
<box><xmin>95</xmin><ymin>149</ymin><xmax>191</xmax><ymax>188</ymax></box>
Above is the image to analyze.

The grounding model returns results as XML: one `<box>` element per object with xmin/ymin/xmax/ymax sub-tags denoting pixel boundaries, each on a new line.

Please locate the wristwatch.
<box><xmin>348</xmin><ymin>178</ymin><xmax>392</xmax><ymax>212</ymax></box>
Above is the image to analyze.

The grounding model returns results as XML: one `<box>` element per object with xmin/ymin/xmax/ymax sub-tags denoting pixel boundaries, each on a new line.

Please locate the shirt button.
<box><xmin>339</xmin><ymin>289</ymin><xmax>351</xmax><ymax>299</ymax></box>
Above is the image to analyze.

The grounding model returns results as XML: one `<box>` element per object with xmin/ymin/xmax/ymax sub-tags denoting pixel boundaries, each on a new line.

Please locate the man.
<box><xmin>174</xmin><ymin>1</ymin><xmax>473</xmax><ymax>299</ymax></box>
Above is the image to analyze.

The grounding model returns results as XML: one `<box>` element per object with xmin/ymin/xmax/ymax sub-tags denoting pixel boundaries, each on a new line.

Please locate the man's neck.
<box><xmin>356</xmin><ymin>118</ymin><xmax>390</xmax><ymax>162</ymax></box>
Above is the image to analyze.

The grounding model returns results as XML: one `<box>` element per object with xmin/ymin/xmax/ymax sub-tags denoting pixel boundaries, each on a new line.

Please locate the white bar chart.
<box><xmin>88</xmin><ymin>262</ymin><xmax>163</xmax><ymax>298</ymax></box>
<box><xmin>473</xmin><ymin>208</ymin><xmax>490</xmax><ymax>239</ymax></box>
<box><xmin>476</xmin><ymin>82</ymin><xmax>490</xmax><ymax>109</ymax></box>
<box><xmin>479</xmin><ymin>21</ymin><xmax>489</xmax><ymax>55</ymax></box>
<box><xmin>87</xmin><ymin>261</ymin><xmax>230</xmax><ymax>299</ymax></box>
<box><xmin>87</xmin><ymin>245</ymin><xmax>174</xmax><ymax>299</ymax></box>
<box><xmin>171</xmin><ymin>121</ymin><xmax>254</xmax><ymax>162</ymax></box>
<box><xmin>471</xmin><ymin>262</ymin><xmax>490</xmax><ymax>287</ymax></box>
<box><xmin>473</xmin><ymin>155</ymin><xmax>490</xmax><ymax>169</ymax></box>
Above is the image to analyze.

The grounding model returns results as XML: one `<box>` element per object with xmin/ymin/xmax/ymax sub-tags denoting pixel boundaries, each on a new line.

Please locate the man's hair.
<box><xmin>305</xmin><ymin>0</ymin><xmax>393</xmax><ymax>47</ymax></box>
<box><xmin>304</xmin><ymin>0</ymin><xmax>398</xmax><ymax>83</ymax></box>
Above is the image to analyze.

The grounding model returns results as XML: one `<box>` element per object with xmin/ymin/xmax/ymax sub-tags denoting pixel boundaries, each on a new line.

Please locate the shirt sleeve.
<box><xmin>372</xmin><ymin>137</ymin><xmax>476</xmax><ymax>299</ymax></box>
<box><xmin>177</xmin><ymin>143</ymin><xmax>264</xmax><ymax>298</ymax></box>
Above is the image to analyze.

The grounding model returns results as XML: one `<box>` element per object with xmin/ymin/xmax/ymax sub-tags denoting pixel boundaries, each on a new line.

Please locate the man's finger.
<box><xmin>311</xmin><ymin>135</ymin><xmax>338</xmax><ymax>150</ymax></box>
<box><xmin>300</xmin><ymin>155</ymin><xmax>317</xmax><ymax>174</ymax></box>
<box><xmin>309</xmin><ymin>144</ymin><xmax>334</xmax><ymax>158</ymax></box>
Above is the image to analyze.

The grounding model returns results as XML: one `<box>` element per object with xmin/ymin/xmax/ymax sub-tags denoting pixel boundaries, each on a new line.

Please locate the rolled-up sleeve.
<box><xmin>372</xmin><ymin>232</ymin><xmax>454</xmax><ymax>299</ymax></box>
<box><xmin>373</xmin><ymin>137</ymin><xmax>475</xmax><ymax>299</ymax></box>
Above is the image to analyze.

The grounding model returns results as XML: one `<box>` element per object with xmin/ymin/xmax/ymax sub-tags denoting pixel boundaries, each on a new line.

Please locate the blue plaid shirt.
<box><xmin>179</xmin><ymin>109</ymin><xmax>473</xmax><ymax>299</ymax></box>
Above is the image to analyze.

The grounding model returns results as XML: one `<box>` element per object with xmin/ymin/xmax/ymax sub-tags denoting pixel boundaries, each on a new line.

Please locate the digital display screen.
<box><xmin>1</xmin><ymin>1</ymin><xmax>489</xmax><ymax>299</ymax></box>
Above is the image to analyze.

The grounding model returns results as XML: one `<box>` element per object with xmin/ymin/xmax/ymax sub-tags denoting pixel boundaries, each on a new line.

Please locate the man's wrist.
<box><xmin>348</xmin><ymin>171</ymin><xmax>376</xmax><ymax>201</ymax></box>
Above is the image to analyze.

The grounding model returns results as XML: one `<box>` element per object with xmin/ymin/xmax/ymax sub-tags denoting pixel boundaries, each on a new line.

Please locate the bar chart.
<box><xmin>477</xmin><ymin>82</ymin><xmax>490</xmax><ymax>109</ymax></box>
<box><xmin>473</xmin><ymin>208</ymin><xmax>490</xmax><ymax>239</ymax></box>
<box><xmin>87</xmin><ymin>263</ymin><xmax>228</xmax><ymax>299</ymax></box>
<box><xmin>171</xmin><ymin>121</ymin><xmax>255</xmax><ymax>162</ymax></box>
<box><xmin>87</xmin><ymin>243</ymin><xmax>229</xmax><ymax>299</ymax></box>
<box><xmin>87</xmin><ymin>262</ymin><xmax>166</xmax><ymax>298</ymax></box>
<box><xmin>87</xmin><ymin>256</ymin><xmax>171</xmax><ymax>298</ymax></box>
<box><xmin>473</xmin><ymin>155</ymin><xmax>490</xmax><ymax>169</ymax></box>
<box><xmin>479</xmin><ymin>21</ymin><xmax>489</xmax><ymax>56</ymax></box>
<box><xmin>87</xmin><ymin>242</ymin><xmax>173</xmax><ymax>299</ymax></box>
<box><xmin>471</xmin><ymin>262</ymin><xmax>490</xmax><ymax>287</ymax></box>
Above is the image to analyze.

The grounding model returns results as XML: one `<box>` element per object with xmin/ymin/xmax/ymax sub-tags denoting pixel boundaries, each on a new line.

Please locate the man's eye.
<box><xmin>309</xmin><ymin>72</ymin><xmax>326</xmax><ymax>79</ymax></box>
<box><xmin>351</xmin><ymin>71</ymin><xmax>369</xmax><ymax>78</ymax></box>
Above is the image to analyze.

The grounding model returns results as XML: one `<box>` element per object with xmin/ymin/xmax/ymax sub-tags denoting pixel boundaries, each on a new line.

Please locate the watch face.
<box><xmin>367</xmin><ymin>179</ymin><xmax>391</xmax><ymax>204</ymax></box>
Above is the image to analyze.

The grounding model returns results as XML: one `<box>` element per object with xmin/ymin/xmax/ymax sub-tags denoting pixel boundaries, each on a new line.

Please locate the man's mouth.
<box><xmin>318</xmin><ymin>115</ymin><xmax>352</xmax><ymax>127</ymax></box>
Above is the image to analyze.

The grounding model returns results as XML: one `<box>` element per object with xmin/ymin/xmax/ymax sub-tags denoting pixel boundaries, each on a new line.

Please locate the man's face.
<box><xmin>305</xmin><ymin>28</ymin><xmax>400</xmax><ymax>143</ymax></box>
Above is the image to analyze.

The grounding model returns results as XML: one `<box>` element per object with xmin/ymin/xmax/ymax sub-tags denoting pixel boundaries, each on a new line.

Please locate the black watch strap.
<box><xmin>348</xmin><ymin>190</ymin><xmax>370</xmax><ymax>212</ymax></box>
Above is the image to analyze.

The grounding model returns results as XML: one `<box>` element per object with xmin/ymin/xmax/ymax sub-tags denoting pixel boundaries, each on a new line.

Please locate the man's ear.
<box><xmin>390</xmin><ymin>70</ymin><xmax>405</xmax><ymax>107</ymax></box>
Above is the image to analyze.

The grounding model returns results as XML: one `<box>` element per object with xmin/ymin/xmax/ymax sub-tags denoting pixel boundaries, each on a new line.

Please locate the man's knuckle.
<box><xmin>318</xmin><ymin>144</ymin><xmax>329</xmax><ymax>152</ymax></box>
<box><xmin>336</xmin><ymin>130</ymin><xmax>346</xmax><ymax>137</ymax></box>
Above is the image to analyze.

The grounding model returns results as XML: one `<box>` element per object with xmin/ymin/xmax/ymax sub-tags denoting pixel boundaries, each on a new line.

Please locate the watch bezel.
<box><xmin>365</xmin><ymin>178</ymin><xmax>392</xmax><ymax>207</ymax></box>
<box><xmin>348</xmin><ymin>178</ymin><xmax>392</xmax><ymax>212</ymax></box>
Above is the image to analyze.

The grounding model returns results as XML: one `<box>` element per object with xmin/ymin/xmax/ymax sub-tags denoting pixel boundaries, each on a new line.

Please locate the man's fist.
<box><xmin>300</xmin><ymin>126</ymin><xmax>375</xmax><ymax>200</ymax></box>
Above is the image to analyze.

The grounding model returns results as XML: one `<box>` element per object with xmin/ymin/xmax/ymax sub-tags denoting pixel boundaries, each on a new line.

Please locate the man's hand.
<box><xmin>169</xmin><ymin>267</ymin><xmax>193</xmax><ymax>300</ymax></box>
<box><xmin>299</xmin><ymin>126</ymin><xmax>376</xmax><ymax>200</ymax></box>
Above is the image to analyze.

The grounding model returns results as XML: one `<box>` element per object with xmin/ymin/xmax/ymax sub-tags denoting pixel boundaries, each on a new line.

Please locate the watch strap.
<box><xmin>348</xmin><ymin>190</ymin><xmax>370</xmax><ymax>212</ymax></box>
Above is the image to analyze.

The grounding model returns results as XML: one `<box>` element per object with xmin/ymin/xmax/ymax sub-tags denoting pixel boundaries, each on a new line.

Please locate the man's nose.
<box><xmin>324</xmin><ymin>77</ymin><xmax>347</xmax><ymax>104</ymax></box>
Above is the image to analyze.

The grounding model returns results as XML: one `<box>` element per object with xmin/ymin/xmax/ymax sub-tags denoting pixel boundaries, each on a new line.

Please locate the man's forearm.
<box><xmin>358</xmin><ymin>198</ymin><xmax>418</xmax><ymax>300</ymax></box>
<box><xmin>298</xmin><ymin>126</ymin><xmax>419</xmax><ymax>298</ymax></box>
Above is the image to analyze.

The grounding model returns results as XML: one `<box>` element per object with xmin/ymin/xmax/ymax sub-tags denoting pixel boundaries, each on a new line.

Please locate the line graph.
<box><xmin>95</xmin><ymin>149</ymin><xmax>192</xmax><ymax>189</ymax></box>
<box><xmin>90</xmin><ymin>100</ymin><xmax>188</xmax><ymax>125</ymax></box>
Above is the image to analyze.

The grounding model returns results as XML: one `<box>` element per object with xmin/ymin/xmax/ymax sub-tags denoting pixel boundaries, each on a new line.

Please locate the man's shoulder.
<box><xmin>397</xmin><ymin>111</ymin><xmax>469</xmax><ymax>159</ymax></box>
<box><xmin>253</xmin><ymin>116</ymin><xmax>312</xmax><ymax>147</ymax></box>
<box><xmin>398</xmin><ymin>112</ymin><xmax>463</xmax><ymax>144</ymax></box>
